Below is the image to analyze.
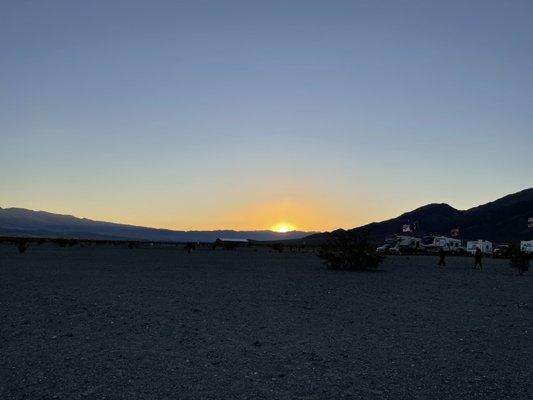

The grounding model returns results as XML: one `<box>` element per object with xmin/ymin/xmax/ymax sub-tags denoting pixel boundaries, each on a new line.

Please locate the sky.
<box><xmin>1</xmin><ymin>0</ymin><xmax>532</xmax><ymax>231</ymax></box>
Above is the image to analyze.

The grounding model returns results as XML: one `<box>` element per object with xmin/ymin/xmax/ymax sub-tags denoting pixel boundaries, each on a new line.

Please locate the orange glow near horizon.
<box><xmin>270</xmin><ymin>222</ymin><xmax>296</xmax><ymax>233</ymax></box>
<box><xmin>2</xmin><ymin>191</ymin><xmax>401</xmax><ymax>233</ymax></box>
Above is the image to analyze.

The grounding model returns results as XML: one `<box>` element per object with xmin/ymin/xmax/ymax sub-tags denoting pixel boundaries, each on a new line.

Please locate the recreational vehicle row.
<box><xmin>377</xmin><ymin>236</ymin><xmax>533</xmax><ymax>256</ymax></box>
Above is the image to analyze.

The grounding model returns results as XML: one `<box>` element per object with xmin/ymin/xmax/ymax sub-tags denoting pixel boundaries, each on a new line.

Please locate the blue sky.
<box><xmin>1</xmin><ymin>0</ymin><xmax>532</xmax><ymax>230</ymax></box>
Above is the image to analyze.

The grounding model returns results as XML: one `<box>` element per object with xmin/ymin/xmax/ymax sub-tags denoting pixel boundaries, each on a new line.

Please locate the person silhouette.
<box><xmin>473</xmin><ymin>248</ymin><xmax>483</xmax><ymax>269</ymax></box>
<box><xmin>438</xmin><ymin>248</ymin><xmax>446</xmax><ymax>267</ymax></box>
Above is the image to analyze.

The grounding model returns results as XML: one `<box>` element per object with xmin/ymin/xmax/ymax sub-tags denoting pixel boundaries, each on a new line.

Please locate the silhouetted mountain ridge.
<box><xmin>306</xmin><ymin>188</ymin><xmax>533</xmax><ymax>244</ymax></box>
<box><xmin>0</xmin><ymin>208</ymin><xmax>316</xmax><ymax>242</ymax></box>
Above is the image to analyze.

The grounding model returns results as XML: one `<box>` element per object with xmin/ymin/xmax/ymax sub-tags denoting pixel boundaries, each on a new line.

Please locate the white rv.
<box><xmin>376</xmin><ymin>236</ymin><xmax>400</xmax><ymax>253</ymax></box>
<box><xmin>388</xmin><ymin>235</ymin><xmax>422</xmax><ymax>255</ymax></box>
<box><xmin>520</xmin><ymin>240</ymin><xmax>533</xmax><ymax>254</ymax></box>
<box><xmin>466</xmin><ymin>240</ymin><xmax>493</xmax><ymax>255</ymax></box>
<box><xmin>377</xmin><ymin>235</ymin><xmax>421</xmax><ymax>254</ymax></box>
<box><xmin>422</xmin><ymin>236</ymin><xmax>462</xmax><ymax>253</ymax></box>
<box><xmin>376</xmin><ymin>243</ymin><xmax>392</xmax><ymax>254</ymax></box>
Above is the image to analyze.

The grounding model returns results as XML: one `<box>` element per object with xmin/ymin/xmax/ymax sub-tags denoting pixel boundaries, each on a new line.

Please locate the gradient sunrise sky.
<box><xmin>1</xmin><ymin>1</ymin><xmax>532</xmax><ymax>231</ymax></box>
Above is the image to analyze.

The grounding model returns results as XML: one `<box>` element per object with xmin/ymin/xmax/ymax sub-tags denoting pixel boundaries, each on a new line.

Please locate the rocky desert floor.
<box><xmin>0</xmin><ymin>244</ymin><xmax>531</xmax><ymax>399</ymax></box>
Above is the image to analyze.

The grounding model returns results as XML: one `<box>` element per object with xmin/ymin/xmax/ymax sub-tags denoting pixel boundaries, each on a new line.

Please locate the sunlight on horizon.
<box><xmin>270</xmin><ymin>223</ymin><xmax>296</xmax><ymax>233</ymax></box>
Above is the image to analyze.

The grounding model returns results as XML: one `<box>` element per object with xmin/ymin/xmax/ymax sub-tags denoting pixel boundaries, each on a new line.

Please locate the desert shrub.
<box><xmin>184</xmin><ymin>242</ymin><xmax>197</xmax><ymax>253</ymax></box>
<box><xmin>222</xmin><ymin>242</ymin><xmax>238</xmax><ymax>251</ymax></box>
<box><xmin>55</xmin><ymin>239</ymin><xmax>68</xmax><ymax>247</ymax></box>
<box><xmin>318</xmin><ymin>233</ymin><xmax>383</xmax><ymax>271</ymax></box>
<box><xmin>269</xmin><ymin>243</ymin><xmax>284</xmax><ymax>253</ymax></box>
<box><xmin>53</xmin><ymin>238</ymin><xmax>77</xmax><ymax>247</ymax></box>
<box><xmin>509</xmin><ymin>246</ymin><xmax>530</xmax><ymax>275</ymax></box>
<box><xmin>16</xmin><ymin>240</ymin><xmax>29</xmax><ymax>254</ymax></box>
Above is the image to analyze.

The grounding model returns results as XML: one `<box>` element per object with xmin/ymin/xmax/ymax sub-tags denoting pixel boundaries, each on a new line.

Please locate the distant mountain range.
<box><xmin>2</xmin><ymin>188</ymin><xmax>532</xmax><ymax>244</ymax></box>
<box><xmin>0</xmin><ymin>208</ymin><xmax>316</xmax><ymax>242</ymax></box>
<box><xmin>305</xmin><ymin>188</ymin><xmax>533</xmax><ymax>245</ymax></box>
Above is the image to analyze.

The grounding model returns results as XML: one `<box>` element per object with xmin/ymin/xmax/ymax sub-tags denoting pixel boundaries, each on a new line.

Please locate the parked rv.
<box><xmin>388</xmin><ymin>235</ymin><xmax>422</xmax><ymax>255</ymax></box>
<box><xmin>376</xmin><ymin>236</ymin><xmax>400</xmax><ymax>254</ymax></box>
<box><xmin>492</xmin><ymin>244</ymin><xmax>510</xmax><ymax>258</ymax></box>
<box><xmin>466</xmin><ymin>240</ymin><xmax>493</xmax><ymax>255</ymax></box>
<box><xmin>376</xmin><ymin>243</ymin><xmax>392</xmax><ymax>254</ymax></box>
<box><xmin>421</xmin><ymin>236</ymin><xmax>462</xmax><ymax>253</ymax></box>
<box><xmin>520</xmin><ymin>240</ymin><xmax>533</xmax><ymax>254</ymax></box>
<box><xmin>376</xmin><ymin>235</ymin><xmax>421</xmax><ymax>255</ymax></box>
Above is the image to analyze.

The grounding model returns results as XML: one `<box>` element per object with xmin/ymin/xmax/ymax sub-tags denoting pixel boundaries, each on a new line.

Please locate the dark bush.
<box><xmin>318</xmin><ymin>233</ymin><xmax>384</xmax><ymax>271</ymax></box>
<box><xmin>17</xmin><ymin>240</ymin><xmax>29</xmax><ymax>254</ymax></box>
<box><xmin>53</xmin><ymin>238</ymin><xmax>77</xmax><ymax>247</ymax></box>
<box><xmin>55</xmin><ymin>239</ymin><xmax>68</xmax><ymax>248</ymax></box>
<box><xmin>509</xmin><ymin>246</ymin><xmax>530</xmax><ymax>275</ymax></box>
<box><xmin>269</xmin><ymin>243</ymin><xmax>284</xmax><ymax>253</ymax></box>
<box><xmin>222</xmin><ymin>242</ymin><xmax>238</xmax><ymax>251</ymax></box>
<box><xmin>184</xmin><ymin>242</ymin><xmax>197</xmax><ymax>253</ymax></box>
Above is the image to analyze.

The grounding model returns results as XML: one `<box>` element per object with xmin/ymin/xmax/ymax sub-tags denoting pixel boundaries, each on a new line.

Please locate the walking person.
<box><xmin>437</xmin><ymin>248</ymin><xmax>446</xmax><ymax>267</ymax></box>
<box><xmin>473</xmin><ymin>248</ymin><xmax>483</xmax><ymax>269</ymax></box>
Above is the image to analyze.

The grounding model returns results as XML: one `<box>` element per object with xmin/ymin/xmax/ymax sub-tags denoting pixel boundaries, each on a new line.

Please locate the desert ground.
<box><xmin>0</xmin><ymin>244</ymin><xmax>531</xmax><ymax>400</ymax></box>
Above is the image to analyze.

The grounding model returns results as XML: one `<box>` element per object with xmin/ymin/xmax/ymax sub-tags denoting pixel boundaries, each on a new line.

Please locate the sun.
<box><xmin>271</xmin><ymin>223</ymin><xmax>296</xmax><ymax>233</ymax></box>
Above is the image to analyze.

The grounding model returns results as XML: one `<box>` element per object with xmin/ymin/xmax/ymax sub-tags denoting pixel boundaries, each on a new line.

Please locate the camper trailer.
<box><xmin>376</xmin><ymin>243</ymin><xmax>392</xmax><ymax>254</ymax></box>
<box><xmin>377</xmin><ymin>235</ymin><xmax>421</xmax><ymax>254</ymax></box>
<box><xmin>376</xmin><ymin>236</ymin><xmax>399</xmax><ymax>254</ymax></box>
<box><xmin>421</xmin><ymin>236</ymin><xmax>462</xmax><ymax>253</ymax></box>
<box><xmin>466</xmin><ymin>240</ymin><xmax>493</xmax><ymax>255</ymax></box>
<box><xmin>388</xmin><ymin>235</ymin><xmax>422</xmax><ymax>255</ymax></box>
<box><xmin>520</xmin><ymin>240</ymin><xmax>533</xmax><ymax>254</ymax></box>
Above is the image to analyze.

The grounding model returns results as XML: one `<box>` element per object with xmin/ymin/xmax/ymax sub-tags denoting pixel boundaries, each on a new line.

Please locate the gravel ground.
<box><xmin>0</xmin><ymin>244</ymin><xmax>531</xmax><ymax>399</ymax></box>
